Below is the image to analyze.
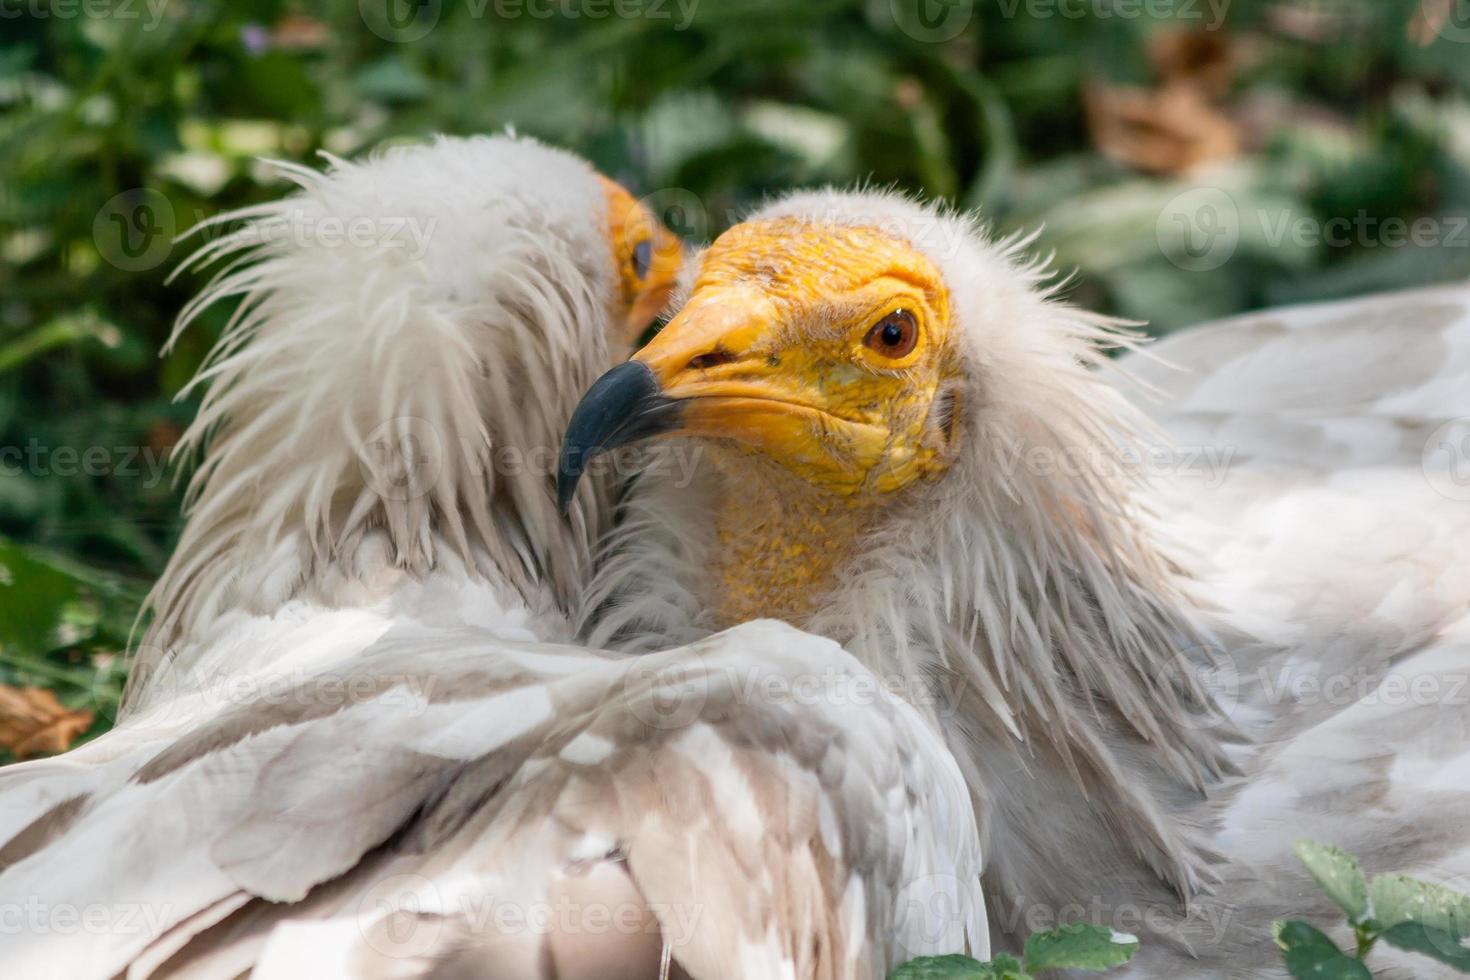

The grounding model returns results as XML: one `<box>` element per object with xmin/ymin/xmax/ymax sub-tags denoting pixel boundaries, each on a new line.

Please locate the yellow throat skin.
<box><xmin>702</xmin><ymin>446</ymin><xmax>889</xmax><ymax>629</ymax></box>
<box><xmin>626</xmin><ymin>218</ymin><xmax>965</xmax><ymax>625</ymax></box>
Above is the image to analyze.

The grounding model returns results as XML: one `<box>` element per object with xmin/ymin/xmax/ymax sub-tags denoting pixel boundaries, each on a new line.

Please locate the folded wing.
<box><xmin>0</xmin><ymin>621</ymin><xmax>984</xmax><ymax>980</ymax></box>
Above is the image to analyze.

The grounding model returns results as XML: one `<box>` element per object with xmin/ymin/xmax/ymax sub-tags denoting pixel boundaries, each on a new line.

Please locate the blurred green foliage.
<box><xmin>0</xmin><ymin>0</ymin><xmax>1468</xmax><ymax>744</ymax></box>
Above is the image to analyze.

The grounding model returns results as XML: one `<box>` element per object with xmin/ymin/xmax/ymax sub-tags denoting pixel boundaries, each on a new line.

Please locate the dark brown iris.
<box><xmin>863</xmin><ymin>308</ymin><xmax>918</xmax><ymax>359</ymax></box>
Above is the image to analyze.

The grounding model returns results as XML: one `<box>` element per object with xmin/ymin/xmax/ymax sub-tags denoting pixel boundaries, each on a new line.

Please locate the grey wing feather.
<box><xmin>0</xmin><ymin>621</ymin><xmax>983</xmax><ymax>980</ymax></box>
<box><xmin>1104</xmin><ymin>282</ymin><xmax>1470</xmax><ymax>978</ymax></box>
<box><xmin>1122</xmin><ymin>282</ymin><xmax>1470</xmax><ymax>421</ymax></box>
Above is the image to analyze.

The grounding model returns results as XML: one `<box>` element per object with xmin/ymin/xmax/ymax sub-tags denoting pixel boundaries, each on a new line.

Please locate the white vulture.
<box><xmin>557</xmin><ymin>190</ymin><xmax>1470</xmax><ymax>978</ymax></box>
<box><xmin>0</xmin><ymin>143</ymin><xmax>986</xmax><ymax>978</ymax></box>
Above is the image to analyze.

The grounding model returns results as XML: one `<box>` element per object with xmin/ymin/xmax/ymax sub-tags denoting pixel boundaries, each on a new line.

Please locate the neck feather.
<box><xmin>131</xmin><ymin>141</ymin><xmax>617</xmax><ymax>705</ymax></box>
<box><xmin>579</xmin><ymin>299</ymin><xmax>1238</xmax><ymax>910</ymax></box>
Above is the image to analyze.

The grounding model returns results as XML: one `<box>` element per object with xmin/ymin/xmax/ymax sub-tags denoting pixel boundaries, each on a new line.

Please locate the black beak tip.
<box><xmin>557</xmin><ymin>360</ymin><xmax>680</xmax><ymax>514</ymax></box>
<box><xmin>555</xmin><ymin>456</ymin><xmax>580</xmax><ymax>514</ymax></box>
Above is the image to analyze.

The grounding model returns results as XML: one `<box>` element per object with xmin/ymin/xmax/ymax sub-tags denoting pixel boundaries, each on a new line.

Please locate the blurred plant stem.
<box><xmin>0</xmin><ymin>314</ymin><xmax>118</xmax><ymax>376</ymax></box>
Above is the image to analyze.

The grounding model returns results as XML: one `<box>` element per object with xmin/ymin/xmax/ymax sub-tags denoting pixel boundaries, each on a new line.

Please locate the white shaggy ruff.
<box><xmin>579</xmin><ymin>188</ymin><xmax>1237</xmax><ymax>922</ymax></box>
<box><xmin>130</xmin><ymin>134</ymin><xmax>622</xmax><ymax>707</ymax></box>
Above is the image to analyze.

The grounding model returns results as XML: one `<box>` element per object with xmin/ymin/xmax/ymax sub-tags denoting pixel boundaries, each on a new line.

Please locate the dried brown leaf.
<box><xmin>271</xmin><ymin>14</ymin><xmax>330</xmax><ymax>51</ymax></box>
<box><xmin>1084</xmin><ymin>81</ymin><xmax>1240</xmax><ymax>175</ymax></box>
<box><xmin>0</xmin><ymin>685</ymin><xmax>93</xmax><ymax>759</ymax></box>
<box><xmin>1148</xmin><ymin>28</ymin><xmax>1240</xmax><ymax>97</ymax></box>
<box><xmin>146</xmin><ymin>420</ymin><xmax>183</xmax><ymax>457</ymax></box>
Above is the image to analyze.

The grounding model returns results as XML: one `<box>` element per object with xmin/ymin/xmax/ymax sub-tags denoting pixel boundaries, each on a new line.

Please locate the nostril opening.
<box><xmin>686</xmin><ymin>348</ymin><xmax>736</xmax><ymax>371</ymax></box>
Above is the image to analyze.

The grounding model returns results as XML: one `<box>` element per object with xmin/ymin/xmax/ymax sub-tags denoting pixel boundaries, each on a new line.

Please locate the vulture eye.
<box><xmin>632</xmin><ymin>239</ymin><xmax>652</xmax><ymax>280</ymax></box>
<box><xmin>863</xmin><ymin>309</ymin><xmax>918</xmax><ymax>359</ymax></box>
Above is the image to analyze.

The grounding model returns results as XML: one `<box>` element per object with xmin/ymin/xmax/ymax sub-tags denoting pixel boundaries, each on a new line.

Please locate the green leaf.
<box><xmin>1273</xmin><ymin>921</ymin><xmax>1373</xmax><ymax>980</ymax></box>
<box><xmin>238</xmin><ymin>51</ymin><xmax>321</xmax><ymax>119</ymax></box>
<box><xmin>987</xmin><ymin>954</ymin><xmax>1028</xmax><ymax>979</ymax></box>
<box><xmin>1380</xmin><ymin>921</ymin><xmax>1470</xmax><ymax>971</ymax></box>
<box><xmin>1369</xmin><ymin>874</ymin><xmax>1470</xmax><ymax>937</ymax></box>
<box><xmin>1294</xmin><ymin>841</ymin><xmax>1370</xmax><ymax>923</ymax></box>
<box><xmin>1023</xmin><ymin>923</ymin><xmax>1139</xmax><ymax>972</ymax></box>
<box><xmin>0</xmin><ymin>313</ymin><xmax>118</xmax><ymax>376</ymax></box>
<box><xmin>887</xmin><ymin>954</ymin><xmax>996</xmax><ymax>980</ymax></box>
<box><xmin>0</xmin><ymin>538</ymin><xmax>141</xmax><ymax>653</ymax></box>
<box><xmin>886</xmin><ymin>953</ymin><xmax>1031</xmax><ymax>980</ymax></box>
<box><xmin>352</xmin><ymin>58</ymin><xmax>432</xmax><ymax>104</ymax></box>
<box><xmin>0</xmin><ymin>539</ymin><xmax>85</xmax><ymax>654</ymax></box>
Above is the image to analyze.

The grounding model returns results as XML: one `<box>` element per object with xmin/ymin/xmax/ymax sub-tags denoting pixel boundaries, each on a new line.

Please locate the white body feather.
<box><xmin>1</xmin><ymin>620</ymin><xmax>985</xmax><ymax>979</ymax></box>
<box><xmin>1113</xmin><ymin>286</ymin><xmax>1470</xmax><ymax>978</ymax></box>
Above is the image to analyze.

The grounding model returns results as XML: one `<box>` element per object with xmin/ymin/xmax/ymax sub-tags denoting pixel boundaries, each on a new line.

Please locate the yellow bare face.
<box><xmin>631</xmin><ymin>218</ymin><xmax>961</xmax><ymax>497</ymax></box>
<box><xmin>599</xmin><ymin>176</ymin><xmax>684</xmax><ymax>345</ymax></box>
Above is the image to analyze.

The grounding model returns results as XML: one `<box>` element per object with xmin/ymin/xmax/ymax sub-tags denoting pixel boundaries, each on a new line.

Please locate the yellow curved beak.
<box><xmin>631</xmin><ymin>285</ymin><xmax>861</xmax><ymax>453</ymax></box>
<box><xmin>557</xmin><ymin>284</ymin><xmax>883</xmax><ymax>509</ymax></box>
